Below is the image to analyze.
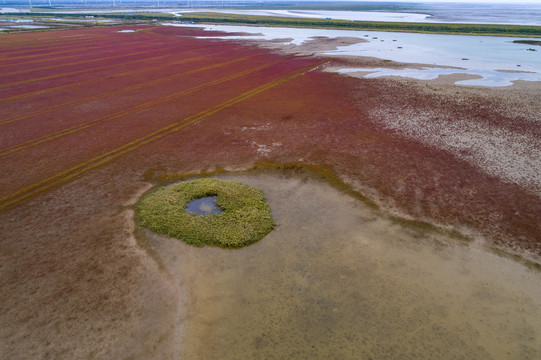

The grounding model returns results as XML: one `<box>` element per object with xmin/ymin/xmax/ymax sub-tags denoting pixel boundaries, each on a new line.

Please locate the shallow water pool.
<box><xmin>166</xmin><ymin>23</ymin><xmax>541</xmax><ymax>86</ymax></box>
<box><xmin>142</xmin><ymin>171</ymin><xmax>541</xmax><ymax>359</ymax></box>
<box><xmin>185</xmin><ymin>196</ymin><xmax>223</xmax><ymax>216</ymax></box>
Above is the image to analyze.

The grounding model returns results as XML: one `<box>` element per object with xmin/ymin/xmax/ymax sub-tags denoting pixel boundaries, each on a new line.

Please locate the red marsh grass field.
<box><xmin>1</xmin><ymin>24</ymin><xmax>540</xmax><ymax>358</ymax></box>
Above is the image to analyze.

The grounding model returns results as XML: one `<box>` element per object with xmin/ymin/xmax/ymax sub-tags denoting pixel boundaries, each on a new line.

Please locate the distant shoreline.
<box><xmin>171</xmin><ymin>12</ymin><xmax>541</xmax><ymax>38</ymax></box>
<box><xmin>2</xmin><ymin>8</ymin><xmax>541</xmax><ymax>38</ymax></box>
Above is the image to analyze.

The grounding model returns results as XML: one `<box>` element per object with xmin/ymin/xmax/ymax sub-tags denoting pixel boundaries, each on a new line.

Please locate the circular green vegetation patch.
<box><xmin>136</xmin><ymin>178</ymin><xmax>275</xmax><ymax>247</ymax></box>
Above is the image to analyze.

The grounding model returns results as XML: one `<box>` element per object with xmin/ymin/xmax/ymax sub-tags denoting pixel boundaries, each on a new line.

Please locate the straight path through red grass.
<box><xmin>0</xmin><ymin>56</ymin><xmax>271</xmax><ymax>155</ymax></box>
<box><xmin>0</xmin><ymin>26</ymin><xmax>325</xmax><ymax>209</ymax></box>
<box><xmin>0</xmin><ymin>31</ymin><xmax>186</xmax><ymax>76</ymax></box>
<box><xmin>0</xmin><ymin>48</ymin><xmax>247</xmax><ymax>125</ymax></box>
<box><xmin>0</xmin><ymin>44</ymin><xmax>224</xmax><ymax>102</ymax></box>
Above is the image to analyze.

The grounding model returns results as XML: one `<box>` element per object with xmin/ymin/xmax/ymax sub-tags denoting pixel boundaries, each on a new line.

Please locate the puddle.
<box><xmin>185</xmin><ymin>196</ymin><xmax>222</xmax><ymax>216</ymax></box>
<box><xmin>337</xmin><ymin>67</ymin><xmax>541</xmax><ymax>87</ymax></box>
<box><xmin>140</xmin><ymin>170</ymin><xmax>541</xmax><ymax>359</ymax></box>
<box><xmin>8</xmin><ymin>25</ymin><xmax>48</xmax><ymax>29</ymax></box>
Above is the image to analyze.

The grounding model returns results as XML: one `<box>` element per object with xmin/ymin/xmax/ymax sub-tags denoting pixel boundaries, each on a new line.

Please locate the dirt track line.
<box><xmin>0</xmin><ymin>46</ymin><xmax>221</xmax><ymax>103</ymax></box>
<box><xmin>0</xmin><ymin>51</ymin><xmax>246</xmax><ymax>126</ymax></box>
<box><xmin>0</xmin><ymin>45</ymin><xmax>112</xmax><ymax>69</ymax></box>
<box><xmin>0</xmin><ymin>58</ymin><xmax>275</xmax><ymax>157</ymax></box>
<box><xmin>0</xmin><ymin>31</ymin><xmax>173</xmax><ymax>59</ymax></box>
<box><xmin>0</xmin><ymin>45</ymin><xmax>184</xmax><ymax>78</ymax></box>
<box><xmin>0</xmin><ymin>60</ymin><xmax>328</xmax><ymax>211</ymax></box>
<box><xmin>0</xmin><ymin>39</ymin><xmax>115</xmax><ymax>63</ymax></box>
<box><xmin>0</xmin><ymin>47</ymin><xmax>189</xmax><ymax>90</ymax></box>
<box><xmin>0</xmin><ymin>35</ymin><xmax>108</xmax><ymax>55</ymax></box>
<box><xmin>0</xmin><ymin>38</ymin><xmax>156</xmax><ymax>68</ymax></box>
<box><xmin>0</xmin><ymin>52</ymin><xmax>253</xmax><ymax>128</ymax></box>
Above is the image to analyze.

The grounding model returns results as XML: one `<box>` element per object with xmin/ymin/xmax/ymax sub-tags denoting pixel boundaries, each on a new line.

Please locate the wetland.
<box><xmin>138</xmin><ymin>170</ymin><xmax>541</xmax><ymax>359</ymax></box>
<box><xmin>1</xmin><ymin>23</ymin><xmax>540</xmax><ymax>359</ymax></box>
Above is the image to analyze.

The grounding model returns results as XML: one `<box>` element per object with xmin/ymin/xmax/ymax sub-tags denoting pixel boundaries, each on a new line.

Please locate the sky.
<box><xmin>340</xmin><ymin>0</ymin><xmax>541</xmax><ymax>3</ymax></box>
<box><xmin>264</xmin><ymin>0</ymin><xmax>541</xmax><ymax>4</ymax></box>
<box><xmin>367</xmin><ymin>0</ymin><xmax>541</xmax><ymax>3</ymax></box>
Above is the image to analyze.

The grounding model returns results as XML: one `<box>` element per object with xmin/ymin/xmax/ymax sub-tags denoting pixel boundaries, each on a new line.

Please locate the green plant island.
<box><xmin>136</xmin><ymin>178</ymin><xmax>275</xmax><ymax>247</ymax></box>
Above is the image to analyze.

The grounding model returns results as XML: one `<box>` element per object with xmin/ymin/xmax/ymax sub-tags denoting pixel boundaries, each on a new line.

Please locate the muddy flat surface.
<box><xmin>143</xmin><ymin>171</ymin><xmax>541</xmax><ymax>359</ymax></box>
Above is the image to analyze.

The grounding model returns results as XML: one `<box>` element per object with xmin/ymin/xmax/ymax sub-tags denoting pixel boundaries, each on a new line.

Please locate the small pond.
<box><xmin>186</xmin><ymin>196</ymin><xmax>223</xmax><ymax>215</ymax></box>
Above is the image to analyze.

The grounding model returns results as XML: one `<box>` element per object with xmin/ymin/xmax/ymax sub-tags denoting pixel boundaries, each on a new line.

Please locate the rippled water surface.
<box><xmin>143</xmin><ymin>171</ymin><xmax>541</xmax><ymax>359</ymax></box>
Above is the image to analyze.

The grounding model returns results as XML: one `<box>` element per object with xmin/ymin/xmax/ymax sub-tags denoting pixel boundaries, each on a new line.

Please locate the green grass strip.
<box><xmin>174</xmin><ymin>12</ymin><xmax>541</xmax><ymax>37</ymax></box>
<box><xmin>136</xmin><ymin>178</ymin><xmax>275</xmax><ymax>248</ymax></box>
<box><xmin>11</xmin><ymin>12</ymin><xmax>541</xmax><ymax>37</ymax></box>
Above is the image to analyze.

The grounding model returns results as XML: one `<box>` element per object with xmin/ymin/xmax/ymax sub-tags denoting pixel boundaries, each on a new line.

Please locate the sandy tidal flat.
<box><xmin>172</xmin><ymin>9</ymin><xmax>431</xmax><ymax>22</ymax></box>
<box><xmin>166</xmin><ymin>23</ymin><xmax>541</xmax><ymax>87</ymax></box>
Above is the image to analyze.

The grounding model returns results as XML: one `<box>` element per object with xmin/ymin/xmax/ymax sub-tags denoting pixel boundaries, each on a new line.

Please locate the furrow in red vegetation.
<box><xmin>0</xmin><ymin>34</ymin><xmax>106</xmax><ymax>55</ymax></box>
<box><xmin>0</xmin><ymin>44</ymin><xmax>227</xmax><ymax>102</ymax></box>
<box><xmin>0</xmin><ymin>50</ymin><xmax>247</xmax><ymax>126</ymax></box>
<box><xmin>0</xmin><ymin>55</ymin><xmax>314</xmax><ymax>195</ymax></box>
<box><xmin>0</xmin><ymin>43</ymin><xmax>100</xmax><ymax>62</ymax></box>
<box><xmin>0</xmin><ymin>59</ymin><xmax>325</xmax><ymax>210</ymax></box>
<box><xmin>0</xmin><ymin>49</ymin><xmax>186</xmax><ymax>90</ymax></box>
<box><xmin>0</xmin><ymin>55</ymin><xmax>269</xmax><ymax>155</ymax></box>
<box><xmin>0</xmin><ymin>45</ymin><xmax>189</xmax><ymax>83</ymax></box>
<box><xmin>0</xmin><ymin>32</ymin><xmax>189</xmax><ymax>74</ymax></box>
<box><xmin>0</xmin><ymin>35</ymin><xmax>170</xmax><ymax>69</ymax></box>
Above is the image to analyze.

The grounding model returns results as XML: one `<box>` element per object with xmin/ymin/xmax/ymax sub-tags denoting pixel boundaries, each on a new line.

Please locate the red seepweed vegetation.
<box><xmin>0</xmin><ymin>25</ymin><xmax>539</xmax><ymax>257</ymax></box>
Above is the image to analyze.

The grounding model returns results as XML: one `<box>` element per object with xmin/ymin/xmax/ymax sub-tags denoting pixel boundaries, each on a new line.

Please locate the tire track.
<box><xmin>0</xmin><ymin>38</ymin><xmax>156</xmax><ymax>68</ymax></box>
<box><xmin>0</xmin><ymin>45</ymin><xmax>220</xmax><ymax>103</ymax></box>
<box><xmin>0</xmin><ymin>45</ymin><xmax>186</xmax><ymax>78</ymax></box>
<box><xmin>0</xmin><ymin>39</ymin><xmax>114</xmax><ymax>63</ymax></box>
<box><xmin>0</xmin><ymin>50</ymin><xmax>244</xmax><ymax>126</ymax></box>
<box><xmin>0</xmin><ymin>47</ymin><xmax>190</xmax><ymax>89</ymax></box>
<box><xmin>0</xmin><ymin>60</ymin><xmax>328</xmax><ymax>211</ymax></box>
<box><xmin>0</xmin><ymin>58</ymin><xmax>277</xmax><ymax>157</ymax></box>
<box><xmin>0</xmin><ymin>35</ymin><xmax>107</xmax><ymax>56</ymax></box>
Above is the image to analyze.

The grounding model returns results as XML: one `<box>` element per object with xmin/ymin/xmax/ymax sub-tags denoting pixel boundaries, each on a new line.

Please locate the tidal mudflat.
<box><xmin>169</xmin><ymin>23</ymin><xmax>541</xmax><ymax>87</ymax></box>
<box><xmin>142</xmin><ymin>171</ymin><xmax>541</xmax><ymax>359</ymax></box>
<box><xmin>172</xmin><ymin>9</ymin><xmax>432</xmax><ymax>23</ymax></box>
